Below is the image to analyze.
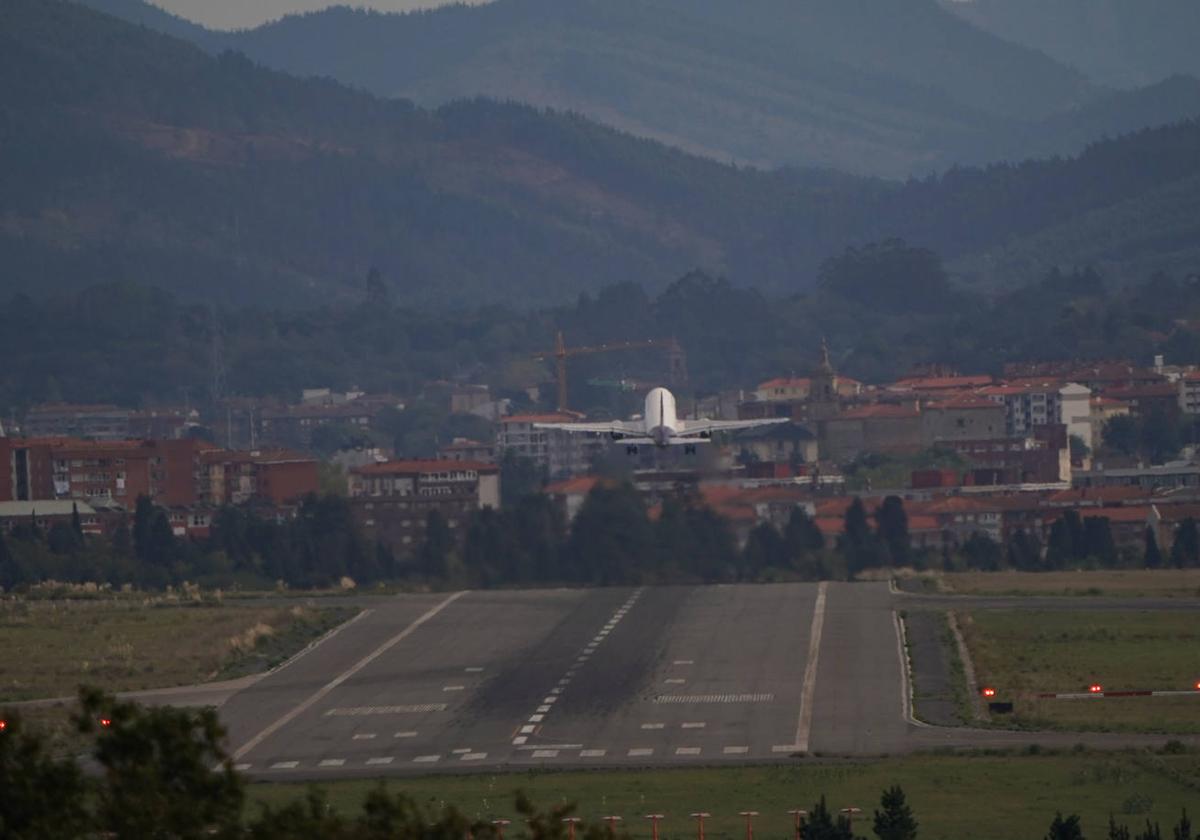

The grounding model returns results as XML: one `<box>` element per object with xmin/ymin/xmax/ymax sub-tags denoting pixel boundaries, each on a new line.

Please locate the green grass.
<box><xmin>248</xmin><ymin>754</ymin><xmax>1200</xmax><ymax>840</ymax></box>
<box><xmin>941</xmin><ymin>570</ymin><xmax>1200</xmax><ymax>599</ymax></box>
<box><xmin>961</xmin><ymin>611</ymin><xmax>1200</xmax><ymax>733</ymax></box>
<box><xmin>0</xmin><ymin>598</ymin><xmax>356</xmax><ymax>701</ymax></box>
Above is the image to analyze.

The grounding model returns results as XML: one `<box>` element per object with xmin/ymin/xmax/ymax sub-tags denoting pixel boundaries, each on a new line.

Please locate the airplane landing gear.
<box><xmin>626</xmin><ymin>445</ymin><xmax>640</xmax><ymax>455</ymax></box>
<box><xmin>684</xmin><ymin>444</ymin><xmax>697</xmax><ymax>455</ymax></box>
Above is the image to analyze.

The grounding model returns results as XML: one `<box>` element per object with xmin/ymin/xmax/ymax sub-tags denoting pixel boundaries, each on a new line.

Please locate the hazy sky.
<box><xmin>152</xmin><ymin>0</ymin><xmax>489</xmax><ymax>30</ymax></box>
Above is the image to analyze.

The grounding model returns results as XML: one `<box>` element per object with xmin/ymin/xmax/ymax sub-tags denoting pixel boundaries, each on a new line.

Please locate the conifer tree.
<box><xmin>873</xmin><ymin>785</ymin><xmax>918</xmax><ymax>840</ymax></box>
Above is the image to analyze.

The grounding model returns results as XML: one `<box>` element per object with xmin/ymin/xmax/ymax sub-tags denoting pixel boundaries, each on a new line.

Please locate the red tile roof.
<box><xmin>352</xmin><ymin>459</ymin><xmax>496</xmax><ymax>475</ymax></box>
<box><xmin>893</xmin><ymin>375</ymin><xmax>993</xmax><ymax>391</ymax></box>
<box><xmin>834</xmin><ymin>404</ymin><xmax>920</xmax><ymax>420</ymax></box>
<box><xmin>544</xmin><ymin>476</ymin><xmax>605</xmax><ymax>496</ymax></box>
<box><xmin>501</xmin><ymin>413</ymin><xmax>582</xmax><ymax>424</ymax></box>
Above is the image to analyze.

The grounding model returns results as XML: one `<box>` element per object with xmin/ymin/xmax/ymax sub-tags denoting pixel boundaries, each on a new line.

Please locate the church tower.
<box><xmin>808</xmin><ymin>337</ymin><xmax>840</xmax><ymax>422</ymax></box>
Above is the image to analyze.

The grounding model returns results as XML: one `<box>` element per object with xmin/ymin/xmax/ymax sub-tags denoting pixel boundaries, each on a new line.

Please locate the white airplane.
<box><xmin>534</xmin><ymin>387</ymin><xmax>789</xmax><ymax>451</ymax></box>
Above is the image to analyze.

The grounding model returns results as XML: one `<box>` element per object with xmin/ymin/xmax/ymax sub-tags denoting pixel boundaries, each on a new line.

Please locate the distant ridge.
<box><xmin>6</xmin><ymin>0</ymin><xmax>1200</xmax><ymax>309</ymax></box>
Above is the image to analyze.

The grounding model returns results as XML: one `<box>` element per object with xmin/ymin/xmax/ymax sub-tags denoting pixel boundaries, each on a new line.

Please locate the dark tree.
<box><xmin>71</xmin><ymin>502</ymin><xmax>83</xmax><ymax>537</ymax></box>
<box><xmin>1171</xmin><ymin>518</ymin><xmax>1199</xmax><ymax>568</ymax></box>
<box><xmin>840</xmin><ymin>497</ymin><xmax>881</xmax><ymax>577</ymax></box>
<box><xmin>1109</xmin><ymin>817</ymin><xmax>1131</xmax><ymax>840</ymax></box>
<box><xmin>565</xmin><ymin>482</ymin><xmax>653</xmax><ymax>584</ymax></box>
<box><xmin>1082</xmin><ymin>516</ymin><xmax>1118</xmax><ymax>567</ymax></box>
<box><xmin>1103</xmin><ymin>415</ymin><xmax>1139</xmax><ymax>457</ymax></box>
<box><xmin>742</xmin><ymin>522</ymin><xmax>787</xmax><ymax>579</ymax></box>
<box><xmin>1007</xmin><ymin>528</ymin><xmax>1042</xmax><ymax>571</ymax></box>
<box><xmin>875</xmin><ymin>496</ymin><xmax>911</xmax><ymax>567</ymax></box>
<box><xmin>419</xmin><ymin>510</ymin><xmax>455</xmax><ymax>580</ymax></box>
<box><xmin>873</xmin><ymin>785</ymin><xmax>918</xmax><ymax>840</ymax></box>
<box><xmin>76</xmin><ymin>688</ymin><xmax>244</xmax><ymax>839</ymax></box>
<box><xmin>801</xmin><ymin>795</ymin><xmax>856</xmax><ymax>840</ymax></box>
<box><xmin>961</xmin><ymin>532</ymin><xmax>1003</xmax><ymax>571</ymax></box>
<box><xmin>0</xmin><ymin>710</ymin><xmax>91</xmax><ymax>838</ymax></box>
<box><xmin>1045</xmin><ymin>813</ymin><xmax>1085</xmax><ymax>840</ymax></box>
<box><xmin>1173</xmin><ymin>809</ymin><xmax>1192</xmax><ymax>840</ymax></box>
<box><xmin>1143</xmin><ymin>526</ymin><xmax>1163</xmax><ymax>569</ymax></box>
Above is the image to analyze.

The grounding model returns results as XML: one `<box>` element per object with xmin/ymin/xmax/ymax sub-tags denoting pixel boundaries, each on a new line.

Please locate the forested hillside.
<box><xmin>944</xmin><ymin>0</ymin><xmax>1200</xmax><ymax>89</ymax></box>
<box><xmin>79</xmin><ymin>0</ymin><xmax>1120</xmax><ymax>177</ymax></box>
<box><xmin>5</xmin><ymin>0</ymin><xmax>1200</xmax><ymax>308</ymax></box>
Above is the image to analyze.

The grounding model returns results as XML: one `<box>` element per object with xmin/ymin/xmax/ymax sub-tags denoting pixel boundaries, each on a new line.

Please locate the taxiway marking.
<box><xmin>232</xmin><ymin>591</ymin><xmax>467</xmax><ymax>762</ymax></box>
<box><xmin>793</xmin><ymin>581</ymin><xmax>827</xmax><ymax>754</ymax></box>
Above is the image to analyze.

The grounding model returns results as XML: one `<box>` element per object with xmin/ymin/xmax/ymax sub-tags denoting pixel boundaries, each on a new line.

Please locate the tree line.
<box><xmin>2</xmin><ymin>484</ymin><xmax>1194</xmax><ymax>593</ymax></box>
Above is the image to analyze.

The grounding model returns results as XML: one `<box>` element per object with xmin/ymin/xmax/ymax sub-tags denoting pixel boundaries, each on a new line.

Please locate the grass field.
<box><xmin>0</xmin><ymin>597</ymin><xmax>356</xmax><ymax>702</ymax></box>
<box><xmin>248</xmin><ymin>753</ymin><xmax>1200</xmax><ymax>840</ymax></box>
<box><xmin>939</xmin><ymin>569</ymin><xmax>1200</xmax><ymax>598</ymax></box>
<box><xmin>961</xmin><ymin>610</ymin><xmax>1200</xmax><ymax>733</ymax></box>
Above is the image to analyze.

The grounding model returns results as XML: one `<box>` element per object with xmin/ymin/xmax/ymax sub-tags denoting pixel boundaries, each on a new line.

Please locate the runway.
<box><xmin>209</xmin><ymin>582</ymin><xmax>1200</xmax><ymax>779</ymax></box>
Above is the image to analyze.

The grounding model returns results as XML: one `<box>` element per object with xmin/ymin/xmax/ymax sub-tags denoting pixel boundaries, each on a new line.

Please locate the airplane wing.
<box><xmin>675</xmin><ymin>418</ymin><xmax>791</xmax><ymax>437</ymax></box>
<box><xmin>532</xmin><ymin>420</ymin><xmax>644</xmax><ymax>436</ymax></box>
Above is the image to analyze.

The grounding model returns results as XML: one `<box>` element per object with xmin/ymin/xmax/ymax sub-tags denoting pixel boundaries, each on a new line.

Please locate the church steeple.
<box><xmin>817</xmin><ymin>336</ymin><xmax>833</xmax><ymax>375</ymax></box>
<box><xmin>809</xmin><ymin>337</ymin><xmax>839</xmax><ymax>419</ymax></box>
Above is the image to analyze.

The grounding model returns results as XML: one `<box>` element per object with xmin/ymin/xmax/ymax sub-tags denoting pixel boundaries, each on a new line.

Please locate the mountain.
<box><xmin>78</xmin><ymin>0</ymin><xmax>1109</xmax><ymax>177</ymax></box>
<box><xmin>5</xmin><ymin>0</ymin><xmax>1200</xmax><ymax>312</ymax></box>
<box><xmin>943</xmin><ymin>0</ymin><xmax>1200</xmax><ymax>90</ymax></box>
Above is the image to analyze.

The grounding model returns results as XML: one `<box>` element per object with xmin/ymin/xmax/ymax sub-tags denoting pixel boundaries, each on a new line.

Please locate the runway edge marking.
<box><xmin>265</xmin><ymin>608</ymin><xmax>373</xmax><ymax>677</ymax></box>
<box><xmin>792</xmin><ymin>581</ymin><xmax>828</xmax><ymax>754</ymax></box>
<box><xmin>231</xmin><ymin>591</ymin><xmax>469</xmax><ymax>761</ymax></box>
<box><xmin>892</xmin><ymin>610</ymin><xmax>930</xmax><ymax>728</ymax></box>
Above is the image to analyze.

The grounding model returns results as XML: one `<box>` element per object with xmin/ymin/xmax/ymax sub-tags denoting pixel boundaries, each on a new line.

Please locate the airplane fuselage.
<box><xmin>644</xmin><ymin>387</ymin><xmax>679</xmax><ymax>446</ymax></box>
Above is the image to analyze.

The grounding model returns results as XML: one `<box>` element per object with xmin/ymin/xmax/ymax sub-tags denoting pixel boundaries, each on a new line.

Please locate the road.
<box><xmin>157</xmin><ymin>583</ymin><xmax>1200</xmax><ymax>779</ymax></box>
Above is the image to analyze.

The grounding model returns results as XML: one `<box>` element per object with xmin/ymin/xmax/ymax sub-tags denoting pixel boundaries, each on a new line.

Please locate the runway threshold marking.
<box><xmin>231</xmin><ymin>591</ymin><xmax>468</xmax><ymax>762</ymax></box>
<box><xmin>792</xmin><ymin>582</ymin><xmax>828</xmax><ymax>754</ymax></box>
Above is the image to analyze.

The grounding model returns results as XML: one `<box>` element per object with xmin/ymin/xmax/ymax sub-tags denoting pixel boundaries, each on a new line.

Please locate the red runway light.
<box><xmin>0</xmin><ymin>720</ymin><xmax>7</xmax><ymax>732</ymax></box>
<box><xmin>1088</xmin><ymin>684</ymin><xmax>1103</xmax><ymax>694</ymax></box>
<box><xmin>1194</xmin><ymin>681</ymin><xmax>1200</xmax><ymax>691</ymax></box>
<box><xmin>99</xmin><ymin>717</ymin><xmax>112</xmax><ymax>727</ymax></box>
<box><xmin>981</xmin><ymin>687</ymin><xmax>996</xmax><ymax>698</ymax></box>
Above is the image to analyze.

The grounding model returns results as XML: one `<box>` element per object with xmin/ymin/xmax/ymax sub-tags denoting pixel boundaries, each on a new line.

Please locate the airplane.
<box><xmin>534</xmin><ymin>387</ymin><xmax>789</xmax><ymax>453</ymax></box>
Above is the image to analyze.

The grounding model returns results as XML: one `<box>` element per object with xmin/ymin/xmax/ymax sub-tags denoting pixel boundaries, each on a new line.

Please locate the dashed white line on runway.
<box><xmin>628</xmin><ymin>748</ymin><xmax>654</xmax><ymax>757</ymax></box>
<box><xmin>352</xmin><ymin>733</ymin><xmax>377</xmax><ymax>740</ymax></box>
<box><xmin>723</xmin><ymin>746</ymin><xmax>749</xmax><ymax>755</ymax></box>
<box><xmin>413</xmin><ymin>755</ymin><xmax>440</xmax><ymax>763</ymax></box>
<box><xmin>461</xmin><ymin>752</ymin><xmax>487</xmax><ymax>761</ymax></box>
<box><xmin>319</xmin><ymin>759</ymin><xmax>345</xmax><ymax>767</ymax></box>
<box><xmin>681</xmin><ymin>722</ymin><xmax>706</xmax><ymax>729</ymax></box>
<box><xmin>451</xmin><ymin>748</ymin><xmax>472</xmax><ymax>754</ymax></box>
<box><xmin>580</xmin><ymin>749</ymin><xmax>607</xmax><ymax>757</ymax></box>
<box><xmin>519</xmin><ymin>725</ymin><xmax>536</xmax><ymax>734</ymax></box>
<box><xmin>234</xmin><ymin>763</ymin><xmax>251</xmax><ymax>771</ymax></box>
<box><xmin>270</xmin><ymin>761</ymin><xmax>299</xmax><ymax>770</ymax></box>
<box><xmin>537</xmin><ymin>705</ymin><xmax>552</xmax><ymax>713</ymax></box>
<box><xmin>773</xmin><ymin>744</ymin><xmax>801</xmax><ymax>753</ymax></box>
<box><xmin>366</xmin><ymin>757</ymin><xmax>394</xmax><ymax>766</ymax></box>
<box><xmin>532</xmin><ymin>749</ymin><xmax>559</xmax><ymax>758</ymax></box>
<box><xmin>443</xmin><ymin>685</ymin><xmax>465</xmax><ymax>692</ymax></box>
<box><xmin>394</xmin><ymin>731</ymin><xmax>417</xmax><ymax>738</ymax></box>
<box><xmin>676</xmin><ymin>747</ymin><xmax>701</xmax><ymax>756</ymax></box>
<box><xmin>641</xmin><ymin>723</ymin><xmax>665</xmax><ymax>730</ymax></box>
<box><xmin>673</xmin><ymin>659</ymin><xmax>694</xmax><ymax>665</ymax></box>
<box><xmin>529</xmin><ymin>714</ymin><xmax>545</xmax><ymax>722</ymax></box>
<box><xmin>664</xmin><ymin>678</ymin><xmax>686</xmax><ymax>685</ymax></box>
<box><xmin>465</xmin><ymin>666</ymin><xmax>484</xmax><ymax>673</ymax></box>
<box><xmin>512</xmin><ymin>736</ymin><xmax>528</xmax><ymax>746</ymax></box>
<box><xmin>233</xmin><ymin>591</ymin><xmax>466</xmax><ymax>762</ymax></box>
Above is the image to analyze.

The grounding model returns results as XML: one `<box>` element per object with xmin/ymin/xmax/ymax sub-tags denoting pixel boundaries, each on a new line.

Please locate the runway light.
<box><xmin>1088</xmin><ymin>684</ymin><xmax>1103</xmax><ymax>694</ymax></box>
<box><xmin>99</xmin><ymin>717</ymin><xmax>112</xmax><ymax>728</ymax></box>
<box><xmin>0</xmin><ymin>719</ymin><xmax>6</xmax><ymax>733</ymax></box>
<box><xmin>981</xmin><ymin>687</ymin><xmax>996</xmax><ymax>698</ymax></box>
<box><xmin>1194</xmin><ymin>681</ymin><xmax>1200</xmax><ymax>691</ymax></box>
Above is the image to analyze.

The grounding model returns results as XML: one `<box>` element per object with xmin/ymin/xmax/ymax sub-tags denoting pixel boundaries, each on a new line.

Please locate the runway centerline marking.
<box><xmin>532</xmin><ymin>749</ymin><xmax>560</xmax><ymax>758</ymax></box>
<box><xmin>641</xmin><ymin>722</ymin><xmax>665</xmax><ymax>730</ymax></box>
<box><xmin>326</xmin><ymin>704</ymin><xmax>446</xmax><ymax>716</ymax></box>
<box><xmin>413</xmin><ymin>755</ymin><xmax>440</xmax><ymax>763</ymax></box>
<box><xmin>580</xmin><ymin>749</ymin><xmax>606</xmax><ymax>758</ymax></box>
<box><xmin>394</xmin><ymin>731</ymin><xmax>417</xmax><ymax>738</ymax></box>
<box><xmin>352</xmin><ymin>733</ymin><xmax>377</xmax><ymax>740</ymax></box>
<box><xmin>366</xmin><ymin>756</ymin><xmax>394</xmax><ymax>766</ymax></box>
<box><xmin>681</xmin><ymin>722</ymin><xmax>706</xmax><ymax>729</ymax></box>
<box><xmin>676</xmin><ymin>746</ymin><xmax>701</xmax><ymax>756</ymax></box>
<box><xmin>270</xmin><ymin>761</ymin><xmax>299</xmax><ymax>770</ymax></box>
<box><xmin>511</xmin><ymin>587</ymin><xmax>644</xmax><ymax>738</ymax></box>
<box><xmin>231</xmin><ymin>591</ymin><xmax>467</xmax><ymax>762</ymax></box>
<box><xmin>628</xmin><ymin>747</ymin><xmax>653</xmax><ymax>757</ymax></box>
<box><xmin>723</xmin><ymin>746</ymin><xmax>748</xmax><ymax>755</ymax></box>
<box><xmin>793</xmin><ymin>582</ymin><xmax>828</xmax><ymax>754</ymax></box>
<box><xmin>461</xmin><ymin>752</ymin><xmax>487</xmax><ymax>761</ymax></box>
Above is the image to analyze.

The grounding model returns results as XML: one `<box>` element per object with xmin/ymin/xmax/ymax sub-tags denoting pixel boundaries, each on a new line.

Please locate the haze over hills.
<box><xmin>944</xmin><ymin>0</ymin><xmax>1200</xmax><ymax>90</ymax></box>
<box><xmin>5</xmin><ymin>0</ymin><xmax>1200</xmax><ymax>310</ymax></box>
<box><xmin>76</xmin><ymin>0</ymin><xmax>1171</xmax><ymax>178</ymax></box>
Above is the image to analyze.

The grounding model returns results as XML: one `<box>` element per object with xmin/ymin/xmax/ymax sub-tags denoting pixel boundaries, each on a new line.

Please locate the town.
<box><xmin>5</xmin><ymin>345</ymin><xmax>1198</xmax><ymax>578</ymax></box>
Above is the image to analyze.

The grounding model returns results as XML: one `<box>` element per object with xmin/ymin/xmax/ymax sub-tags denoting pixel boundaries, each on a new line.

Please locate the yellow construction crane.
<box><xmin>532</xmin><ymin>331</ymin><xmax>687</xmax><ymax>413</ymax></box>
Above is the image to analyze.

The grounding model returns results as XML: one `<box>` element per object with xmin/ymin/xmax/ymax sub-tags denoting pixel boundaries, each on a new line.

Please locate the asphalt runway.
<box><xmin>209</xmin><ymin>582</ymin><xmax>1200</xmax><ymax>779</ymax></box>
